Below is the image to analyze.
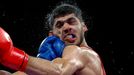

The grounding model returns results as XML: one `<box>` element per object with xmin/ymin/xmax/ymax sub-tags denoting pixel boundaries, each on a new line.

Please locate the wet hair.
<box><xmin>46</xmin><ymin>3</ymin><xmax>84</xmax><ymax>30</ymax></box>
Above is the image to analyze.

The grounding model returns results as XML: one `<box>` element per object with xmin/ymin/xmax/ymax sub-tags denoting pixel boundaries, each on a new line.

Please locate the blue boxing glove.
<box><xmin>37</xmin><ymin>35</ymin><xmax>65</xmax><ymax>61</ymax></box>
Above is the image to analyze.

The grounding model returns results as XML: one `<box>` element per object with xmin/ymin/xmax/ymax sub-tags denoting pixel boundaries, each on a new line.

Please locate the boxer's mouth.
<box><xmin>63</xmin><ymin>34</ymin><xmax>77</xmax><ymax>43</ymax></box>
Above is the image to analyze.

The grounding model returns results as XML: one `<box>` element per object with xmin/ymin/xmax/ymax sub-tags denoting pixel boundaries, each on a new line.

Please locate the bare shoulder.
<box><xmin>63</xmin><ymin>45</ymin><xmax>99</xmax><ymax>60</ymax></box>
<box><xmin>80</xmin><ymin>47</ymin><xmax>101</xmax><ymax>67</ymax></box>
<box><xmin>79</xmin><ymin>47</ymin><xmax>104</xmax><ymax>75</ymax></box>
<box><xmin>62</xmin><ymin>45</ymin><xmax>105</xmax><ymax>75</ymax></box>
<box><xmin>80</xmin><ymin>47</ymin><xmax>99</xmax><ymax>58</ymax></box>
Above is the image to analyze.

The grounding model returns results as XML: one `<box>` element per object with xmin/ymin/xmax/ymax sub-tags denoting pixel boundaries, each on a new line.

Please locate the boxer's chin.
<box><xmin>65</xmin><ymin>43</ymin><xmax>76</xmax><ymax>46</ymax></box>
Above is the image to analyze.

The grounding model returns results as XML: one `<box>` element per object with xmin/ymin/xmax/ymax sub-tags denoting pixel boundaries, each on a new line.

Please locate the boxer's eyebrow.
<box><xmin>54</xmin><ymin>17</ymin><xmax>77</xmax><ymax>28</ymax></box>
<box><xmin>66</xmin><ymin>17</ymin><xmax>78</xmax><ymax>25</ymax></box>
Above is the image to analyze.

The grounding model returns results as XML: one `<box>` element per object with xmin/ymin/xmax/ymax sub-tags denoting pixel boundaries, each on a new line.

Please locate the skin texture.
<box><xmin>1</xmin><ymin>13</ymin><xmax>106</xmax><ymax>75</ymax></box>
<box><xmin>51</xmin><ymin>13</ymin><xmax>106</xmax><ymax>75</ymax></box>
<box><xmin>25</xmin><ymin>56</ymin><xmax>61</xmax><ymax>75</ymax></box>
<box><xmin>10</xmin><ymin>46</ymin><xmax>105</xmax><ymax>75</ymax></box>
<box><xmin>52</xmin><ymin>14</ymin><xmax>87</xmax><ymax>46</ymax></box>
<box><xmin>53</xmin><ymin>45</ymin><xmax>105</xmax><ymax>75</ymax></box>
<box><xmin>0</xmin><ymin>70</ymin><xmax>12</xmax><ymax>75</ymax></box>
<box><xmin>0</xmin><ymin>70</ymin><xmax>27</xmax><ymax>75</ymax></box>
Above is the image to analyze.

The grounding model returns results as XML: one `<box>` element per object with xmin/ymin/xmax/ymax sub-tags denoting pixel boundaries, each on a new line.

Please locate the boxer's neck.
<box><xmin>80</xmin><ymin>38</ymin><xmax>93</xmax><ymax>51</ymax></box>
<box><xmin>80</xmin><ymin>38</ymin><xmax>91</xmax><ymax>49</ymax></box>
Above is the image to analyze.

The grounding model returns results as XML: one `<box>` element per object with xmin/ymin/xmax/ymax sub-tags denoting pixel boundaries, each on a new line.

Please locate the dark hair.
<box><xmin>46</xmin><ymin>3</ymin><xmax>84</xmax><ymax>30</ymax></box>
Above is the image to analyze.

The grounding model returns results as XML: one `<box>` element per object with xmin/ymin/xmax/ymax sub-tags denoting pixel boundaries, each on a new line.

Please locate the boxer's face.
<box><xmin>52</xmin><ymin>14</ymin><xmax>88</xmax><ymax>46</ymax></box>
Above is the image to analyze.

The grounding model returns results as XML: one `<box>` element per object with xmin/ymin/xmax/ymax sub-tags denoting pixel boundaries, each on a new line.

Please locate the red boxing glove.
<box><xmin>0</xmin><ymin>27</ymin><xmax>28</xmax><ymax>71</ymax></box>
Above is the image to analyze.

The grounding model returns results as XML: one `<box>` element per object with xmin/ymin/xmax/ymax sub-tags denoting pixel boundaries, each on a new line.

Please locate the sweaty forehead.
<box><xmin>54</xmin><ymin>14</ymin><xmax>77</xmax><ymax>21</ymax></box>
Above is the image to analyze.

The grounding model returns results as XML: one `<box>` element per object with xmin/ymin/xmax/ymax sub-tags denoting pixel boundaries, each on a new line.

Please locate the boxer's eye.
<box><xmin>66</xmin><ymin>17</ymin><xmax>78</xmax><ymax>25</ymax></box>
<box><xmin>54</xmin><ymin>17</ymin><xmax>78</xmax><ymax>29</ymax></box>
<box><xmin>55</xmin><ymin>21</ymin><xmax>64</xmax><ymax>28</ymax></box>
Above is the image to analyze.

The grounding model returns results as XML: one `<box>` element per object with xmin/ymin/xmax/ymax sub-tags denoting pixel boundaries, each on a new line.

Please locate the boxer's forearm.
<box><xmin>61</xmin><ymin>60</ymin><xmax>79</xmax><ymax>75</ymax></box>
<box><xmin>59</xmin><ymin>45</ymin><xmax>84</xmax><ymax>75</ymax></box>
<box><xmin>0</xmin><ymin>70</ymin><xmax>12</xmax><ymax>75</ymax></box>
<box><xmin>52</xmin><ymin>58</ymin><xmax>78</xmax><ymax>75</ymax></box>
<box><xmin>12</xmin><ymin>71</ymin><xmax>28</xmax><ymax>75</ymax></box>
<box><xmin>25</xmin><ymin>56</ymin><xmax>61</xmax><ymax>75</ymax></box>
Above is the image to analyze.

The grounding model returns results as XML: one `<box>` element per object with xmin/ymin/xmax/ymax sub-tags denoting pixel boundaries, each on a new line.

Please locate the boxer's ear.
<box><xmin>82</xmin><ymin>22</ymin><xmax>88</xmax><ymax>32</ymax></box>
<box><xmin>48</xmin><ymin>30</ymin><xmax>53</xmax><ymax>36</ymax></box>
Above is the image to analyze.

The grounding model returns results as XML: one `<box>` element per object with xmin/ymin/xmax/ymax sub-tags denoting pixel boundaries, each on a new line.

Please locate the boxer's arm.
<box><xmin>52</xmin><ymin>57</ymin><xmax>81</xmax><ymax>75</ymax></box>
<box><xmin>0</xmin><ymin>70</ymin><xmax>28</xmax><ymax>75</ymax></box>
<box><xmin>59</xmin><ymin>45</ymin><xmax>104</xmax><ymax>75</ymax></box>
<box><xmin>0</xmin><ymin>70</ymin><xmax>12</xmax><ymax>75</ymax></box>
<box><xmin>59</xmin><ymin>45</ymin><xmax>85</xmax><ymax>75</ymax></box>
<box><xmin>0</xmin><ymin>27</ymin><xmax>61</xmax><ymax>75</ymax></box>
<box><xmin>12</xmin><ymin>71</ymin><xmax>28</xmax><ymax>75</ymax></box>
<box><xmin>80</xmin><ymin>47</ymin><xmax>106</xmax><ymax>75</ymax></box>
<box><xmin>25</xmin><ymin>56</ymin><xmax>61</xmax><ymax>75</ymax></box>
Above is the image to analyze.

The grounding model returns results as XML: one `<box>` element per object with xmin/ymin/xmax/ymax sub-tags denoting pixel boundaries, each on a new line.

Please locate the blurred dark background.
<box><xmin>0</xmin><ymin>0</ymin><xmax>133</xmax><ymax>75</ymax></box>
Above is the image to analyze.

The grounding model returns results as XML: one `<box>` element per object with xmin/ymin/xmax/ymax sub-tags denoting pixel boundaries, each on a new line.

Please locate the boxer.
<box><xmin>0</xmin><ymin>3</ymin><xmax>106</xmax><ymax>75</ymax></box>
<box><xmin>37</xmin><ymin>3</ymin><xmax>106</xmax><ymax>75</ymax></box>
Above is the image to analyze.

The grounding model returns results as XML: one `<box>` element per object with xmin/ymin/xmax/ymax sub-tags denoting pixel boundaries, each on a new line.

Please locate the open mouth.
<box><xmin>63</xmin><ymin>34</ymin><xmax>77</xmax><ymax>43</ymax></box>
